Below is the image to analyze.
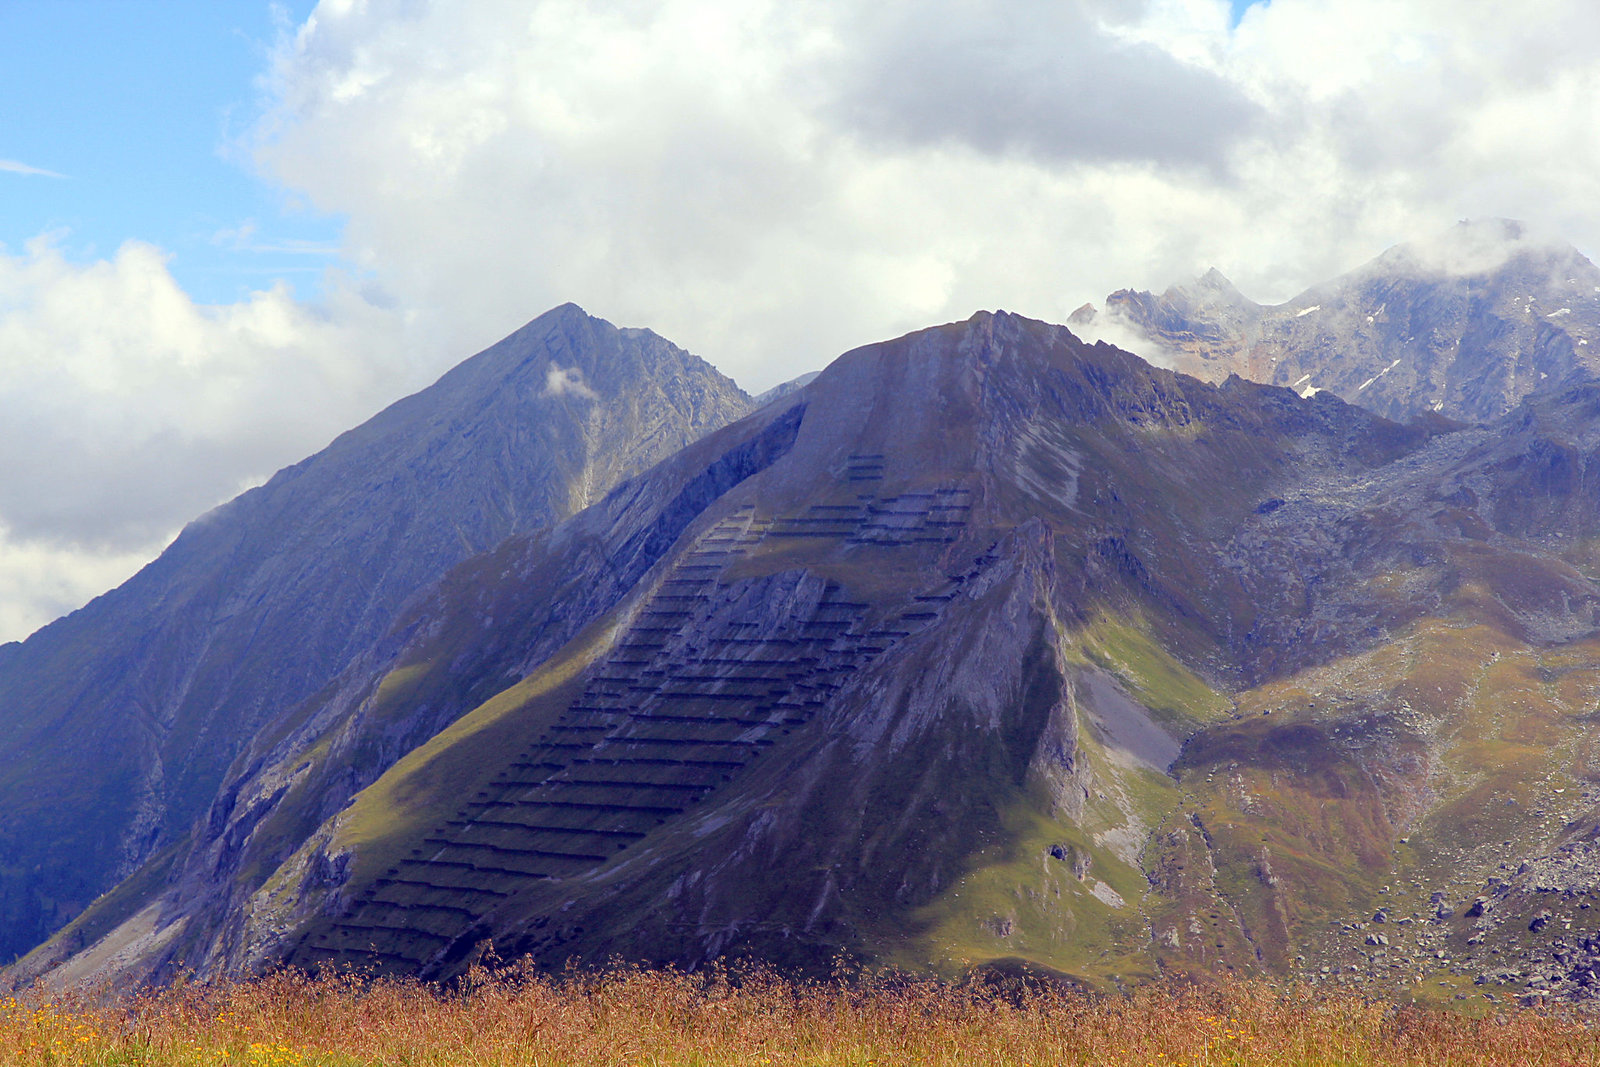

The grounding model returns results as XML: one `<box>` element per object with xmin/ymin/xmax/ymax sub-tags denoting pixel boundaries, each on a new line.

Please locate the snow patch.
<box><xmin>1551</xmin><ymin>307</ymin><xmax>1572</xmax><ymax>317</ymax></box>
<box><xmin>1357</xmin><ymin>358</ymin><xmax>1402</xmax><ymax>393</ymax></box>
<box><xmin>1295</xmin><ymin>305</ymin><xmax>1321</xmax><ymax>317</ymax></box>
<box><xmin>1293</xmin><ymin>373</ymin><xmax>1312</xmax><ymax>387</ymax></box>
<box><xmin>544</xmin><ymin>364</ymin><xmax>600</xmax><ymax>400</ymax></box>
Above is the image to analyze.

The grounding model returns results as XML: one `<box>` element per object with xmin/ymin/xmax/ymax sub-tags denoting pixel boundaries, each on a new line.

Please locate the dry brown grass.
<box><xmin>2</xmin><ymin>962</ymin><xmax>1597</xmax><ymax>1066</ymax></box>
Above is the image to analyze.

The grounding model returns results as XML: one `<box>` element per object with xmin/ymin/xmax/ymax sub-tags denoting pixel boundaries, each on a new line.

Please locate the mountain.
<box><xmin>22</xmin><ymin>306</ymin><xmax>1600</xmax><ymax>1009</ymax></box>
<box><xmin>751</xmin><ymin>371</ymin><xmax>821</xmax><ymax>408</ymax></box>
<box><xmin>0</xmin><ymin>304</ymin><xmax>752</xmax><ymax>963</ymax></box>
<box><xmin>1078</xmin><ymin>219</ymin><xmax>1600</xmax><ymax>423</ymax></box>
<box><xmin>8</xmin><ymin>305</ymin><xmax>1589</xmax><ymax>1009</ymax></box>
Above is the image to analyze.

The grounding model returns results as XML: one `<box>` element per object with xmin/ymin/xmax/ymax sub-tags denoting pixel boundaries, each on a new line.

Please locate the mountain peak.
<box><xmin>1158</xmin><ymin>267</ymin><xmax>1257</xmax><ymax>315</ymax></box>
<box><xmin>431</xmin><ymin>303</ymin><xmax>746</xmax><ymax>414</ymax></box>
<box><xmin>534</xmin><ymin>299</ymin><xmax>591</xmax><ymax>321</ymax></box>
<box><xmin>1377</xmin><ymin>217</ymin><xmax>1588</xmax><ymax>280</ymax></box>
<box><xmin>0</xmin><ymin>306</ymin><xmax>754</xmax><ymax>964</ymax></box>
<box><xmin>1104</xmin><ymin>220</ymin><xmax>1600</xmax><ymax>423</ymax></box>
<box><xmin>501</xmin><ymin>301</ymin><xmax>601</xmax><ymax>346</ymax></box>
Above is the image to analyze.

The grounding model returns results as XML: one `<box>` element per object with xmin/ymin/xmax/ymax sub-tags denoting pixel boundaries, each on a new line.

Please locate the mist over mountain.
<box><xmin>1075</xmin><ymin>219</ymin><xmax>1600</xmax><ymax>424</ymax></box>
<box><xmin>0</xmin><ymin>305</ymin><xmax>751</xmax><ymax>963</ymax></box>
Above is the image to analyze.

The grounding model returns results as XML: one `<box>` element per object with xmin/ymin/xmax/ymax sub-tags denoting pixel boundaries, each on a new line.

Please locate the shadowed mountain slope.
<box><xmin>0</xmin><ymin>304</ymin><xmax>751</xmax><ymax>963</ymax></box>
<box><xmin>1079</xmin><ymin>220</ymin><xmax>1600</xmax><ymax>424</ymax></box>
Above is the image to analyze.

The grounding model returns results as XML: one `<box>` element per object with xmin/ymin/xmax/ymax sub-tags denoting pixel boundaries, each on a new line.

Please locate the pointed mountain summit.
<box><xmin>0</xmin><ymin>305</ymin><xmax>751</xmax><ymax>963</ymax></box>
<box><xmin>1086</xmin><ymin>219</ymin><xmax>1600</xmax><ymax>422</ymax></box>
<box><xmin>1186</xmin><ymin>266</ymin><xmax>1254</xmax><ymax>309</ymax></box>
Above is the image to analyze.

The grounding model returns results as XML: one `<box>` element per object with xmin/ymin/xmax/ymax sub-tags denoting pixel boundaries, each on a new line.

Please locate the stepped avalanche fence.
<box><xmin>302</xmin><ymin>482</ymin><xmax>983</xmax><ymax>974</ymax></box>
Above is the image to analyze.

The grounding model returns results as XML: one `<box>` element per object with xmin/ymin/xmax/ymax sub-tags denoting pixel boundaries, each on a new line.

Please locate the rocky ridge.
<box><xmin>1075</xmin><ymin>219</ymin><xmax>1600</xmax><ymax>424</ymax></box>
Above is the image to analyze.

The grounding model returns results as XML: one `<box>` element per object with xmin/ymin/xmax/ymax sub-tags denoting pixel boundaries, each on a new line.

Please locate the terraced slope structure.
<box><xmin>26</xmin><ymin>309</ymin><xmax>1600</xmax><ymax>1009</ymax></box>
<box><xmin>1073</xmin><ymin>219</ymin><xmax>1600</xmax><ymax>423</ymax></box>
<box><xmin>0</xmin><ymin>304</ymin><xmax>751</xmax><ymax>964</ymax></box>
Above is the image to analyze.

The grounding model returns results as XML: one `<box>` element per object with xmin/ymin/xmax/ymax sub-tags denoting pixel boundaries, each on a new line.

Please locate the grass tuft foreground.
<box><xmin>2</xmin><ymin>964</ymin><xmax>1598</xmax><ymax>1066</ymax></box>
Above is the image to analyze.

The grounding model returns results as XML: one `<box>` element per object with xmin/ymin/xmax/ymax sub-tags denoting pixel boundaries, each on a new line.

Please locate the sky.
<box><xmin>1</xmin><ymin>2</ymin><xmax>330</xmax><ymax>303</ymax></box>
<box><xmin>2</xmin><ymin>0</ymin><xmax>1600</xmax><ymax>642</ymax></box>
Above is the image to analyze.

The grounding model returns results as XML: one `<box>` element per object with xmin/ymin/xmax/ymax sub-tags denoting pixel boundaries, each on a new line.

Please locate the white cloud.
<box><xmin>0</xmin><ymin>528</ymin><xmax>158</xmax><ymax>646</ymax></box>
<box><xmin>0</xmin><ymin>235</ymin><xmax>427</xmax><ymax>641</ymax></box>
<box><xmin>1071</xmin><ymin>308</ymin><xmax>1182</xmax><ymax>370</ymax></box>
<box><xmin>544</xmin><ymin>364</ymin><xmax>599</xmax><ymax>399</ymax></box>
<box><xmin>1135</xmin><ymin>0</ymin><xmax>1600</xmax><ymax>297</ymax></box>
<box><xmin>0</xmin><ymin>159</ymin><xmax>66</xmax><ymax>179</ymax></box>
<box><xmin>211</xmin><ymin>219</ymin><xmax>340</xmax><ymax>255</ymax></box>
<box><xmin>827</xmin><ymin>1</ymin><xmax>1261</xmax><ymax>170</ymax></box>
<box><xmin>247</xmin><ymin>0</ymin><xmax>1600</xmax><ymax>391</ymax></box>
<box><xmin>0</xmin><ymin>235</ymin><xmax>422</xmax><ymax>549</ymax></box>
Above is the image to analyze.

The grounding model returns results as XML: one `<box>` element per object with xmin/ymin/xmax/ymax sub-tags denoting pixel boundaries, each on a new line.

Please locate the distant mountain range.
<box><xmin>12</xmin><ymin>224</ymin><xmax>1600</xmax><ymax>1009</ymax></box>
<box><xmin>1073</xmin><ymin>219</ymin><xmax>1600</xmax><ymax>423</ymax></box>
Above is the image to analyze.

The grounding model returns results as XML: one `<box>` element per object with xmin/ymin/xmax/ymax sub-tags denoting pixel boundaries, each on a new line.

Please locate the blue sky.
<box><xmin>1231</xmin><ymin>0</ymin><xmax>1266</xmax><ymax>26</ymax></box>
<box><xmin>0</xmin><ymin>0</ymin><xmax>330</xmax><ymax>305</ymax></box>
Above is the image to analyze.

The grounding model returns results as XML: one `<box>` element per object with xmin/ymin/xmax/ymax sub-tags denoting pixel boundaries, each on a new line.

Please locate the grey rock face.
<box><xmin>1085</xmin><ymin>220</ymin><xmax>1600</xmax><ymax>423</ymax></box>
<box><xmin>0</xmin><ymin>304</ymin><xmax>750</xmax><ymax>962</ymax></box>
